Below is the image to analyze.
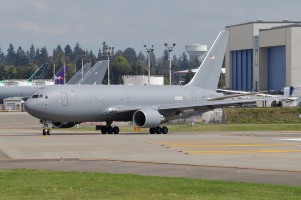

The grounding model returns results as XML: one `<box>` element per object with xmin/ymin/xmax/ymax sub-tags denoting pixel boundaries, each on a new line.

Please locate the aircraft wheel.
<box><xmin>149</xmin><ymin>127</ymin><xmax>156</xmax><ymax>134</ymax></box>
<box><xmin>162</xmin><ymin>126</ymin><xmax>168</xmax><ymax>134</ymax></box>
<box><xmin>107</xmin><ymin>126</ymin><xmax>113</xmax><ymax>134</ymax></box>
<box><xmin>42</xmin><ymin>129</ymin><xmax>47</xmax><ymax>136</ymax></box>
<box><xmin>46</xmin><ymin>129</ymin><xmax>51</xmax><ymax>135</ymax></box>
<box><xmin>113</xmin><ymin>126</ymin><xmax>119</xmax><ymax>134</ymax></box>
<box><xmin>155</xmin><ymin>126</ymin><xmax>162</xmax><ymax>134</ymax></box>
<box><xmin>101</xmin><ymin>126</ymin><xmax>107</xmax><ymax>134</ymax></box>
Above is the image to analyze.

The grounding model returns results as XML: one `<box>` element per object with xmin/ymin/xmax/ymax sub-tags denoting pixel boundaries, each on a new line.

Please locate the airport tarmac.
<box><xmin>0</xmin><ymin>112</ymin><xmax>301</xmax><ymax>186</ymax></box>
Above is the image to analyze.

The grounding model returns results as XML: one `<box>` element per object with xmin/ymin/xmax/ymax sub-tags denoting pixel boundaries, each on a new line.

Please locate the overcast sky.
<box><xmin>1</xmin><ymin>0</ymin><xmax>301</xmax><ymax>57</ymax></box>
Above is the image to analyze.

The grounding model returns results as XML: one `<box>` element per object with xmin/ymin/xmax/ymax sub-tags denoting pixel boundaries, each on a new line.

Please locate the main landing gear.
<box><xmin>96</xmin><ymin>121</ymin><xmax>120</xmax><ymax>134</ymax></box>
<box><xmin>149</xmin><ymin>126</ymin><xmax>168</xmax><ymax>134</ymax></box>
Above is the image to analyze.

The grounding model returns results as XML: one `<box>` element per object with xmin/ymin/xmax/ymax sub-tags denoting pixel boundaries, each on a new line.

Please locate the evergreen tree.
<box><xmin>97</xmin><ymin>49</ymin><xmax>102</xmax><ymax>60</ymax></box>
<box><xmin>64</xmin><ymin>45</ymin><xmax>74</xmax><ymax>62</ymax></box>
<box><xmin>15</xmin><ymin>46</ymin><xmax>29</xmax><ymax>66</ymax></box>
<box><xmin>123</xmin><ymin>47</ymin><xmax>137</xmax><ymax>65</ymax></box>
<box><xmin>6</xmin><ymin>44</ymin><xmax>16</xmax><ymax>65</ymax></box>
<box><xmin>28</xmin><ymin>44</ymin><xmax>36</xmax><ymax>63</ymax></box>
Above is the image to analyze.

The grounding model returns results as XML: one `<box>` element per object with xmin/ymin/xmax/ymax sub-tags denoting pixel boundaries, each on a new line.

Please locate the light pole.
<box><xmin>164</xmin><ymin>43</ymin><xmax>176</xmax><ymax>85</ymax></box>
<box><xmin>104</xmin><ymin>46</ymin><xmax>114</xmax><ymax>85</ymax></box>
<box><xmin>144</xmin><ymin>45</ymin><xmax>154</xmax><ymax>85</ymax></box>
<box><xmin>81</xmin><ymin>54</ymin><xmax>86</xmax><ymax>83</ymax></box>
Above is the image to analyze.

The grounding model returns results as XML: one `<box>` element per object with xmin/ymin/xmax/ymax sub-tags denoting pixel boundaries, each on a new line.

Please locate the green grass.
<box><xmin>0</xmin><ymin>169</ymin><xmax>301</xmax><ymax>200</ymax></box>
<box><xmin>224</xmin><ymin>107</ymin><xmax>301</xmax><ymax>124</ymax></box>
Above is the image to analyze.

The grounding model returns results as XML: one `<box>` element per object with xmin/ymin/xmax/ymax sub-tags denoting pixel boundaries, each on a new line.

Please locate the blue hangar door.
<box><xmin>268</xmin><ymin>46</ymin><xmax>286</xmax><ymax>91</ymax></box>
<box><xmin>231</xmin><ymin>50</ymin><xmax>253</xmax><ymax>91</ymax></box>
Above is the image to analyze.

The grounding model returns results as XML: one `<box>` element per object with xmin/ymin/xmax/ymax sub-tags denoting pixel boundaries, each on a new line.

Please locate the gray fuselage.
<box><xmin>25</xmin><ymin>84</ymin><xmax>221</xmax><ymax>123</ymax></box>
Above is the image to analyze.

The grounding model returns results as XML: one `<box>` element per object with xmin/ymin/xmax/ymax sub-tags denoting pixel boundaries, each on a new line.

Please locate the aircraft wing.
<box><xmin>104</xmin><ymin>98</ymin><xmax>266</xmax><ymax>116</ymax></box>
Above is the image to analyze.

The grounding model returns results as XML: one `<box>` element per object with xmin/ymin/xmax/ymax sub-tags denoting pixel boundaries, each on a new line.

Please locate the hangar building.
<box><xmin>225</xmin><ymin>20</ymin><xmax>301</xmax><ymax>92</ymax></box>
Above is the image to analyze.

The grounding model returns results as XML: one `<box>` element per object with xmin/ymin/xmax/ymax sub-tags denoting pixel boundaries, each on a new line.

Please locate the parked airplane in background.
<box><xmin>25</xmin><ymin>31</ymin><xmax>263</xmax><ymax>135</ymax></box>
<box><xmin>0</xmin><ymin>65</ymin><xmax>67</xmax><ymax>103</ymax></box>
<box><xmin>0</xmin><ymin>62</ymin><xmax>108</xmax><ymax>104</ymax></box>
<box><xmin>79</xmin><ymin>61</ymin><xmax>108</xmax><ymax>85</ymax></box>
<box><xmin>66</xmin><ymin>63</ymin><xmax>92</xmax><ymax>84</ymax></box>
<box><xmin>28</xmin><ymin>63</ymin><xmax>49</xmax><ymax>81</ymax></box>
<box><xmin>66</xmin><ymin>61</ymin><xmax>108</xmax><ymax>85</ymax></box>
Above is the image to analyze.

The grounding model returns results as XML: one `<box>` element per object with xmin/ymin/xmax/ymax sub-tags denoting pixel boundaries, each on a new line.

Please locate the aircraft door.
<box><xmin>60</xmin><ymin>92</ymin><xmax>68</xmax><ymax>106</ymax></box>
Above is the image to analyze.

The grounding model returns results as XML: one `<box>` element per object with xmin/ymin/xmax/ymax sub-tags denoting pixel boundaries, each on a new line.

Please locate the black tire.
<box><xmin>101</xmin><ymin>126</ymin><xmax>107</xmax><ymax>134</ymax></box>
<box><xmin>162</xmin><ymin>126</ymin><xmax>168</xmax><ymax>134</ymax></box>
<box><xmin>46</xmin><ymin>129</ymin><xmax>51</xmax><ymax>135</ymax></box>
<box><xmin>149</xmin><ymin>127</ymin><xmax>156</xmax><ymax>134</ymax></box>
<box><xmin>42</xmin><ymin>129</ymin><xmax>47</xmax><ymax>136</ymax></box>
<box><xmin>271</xmin><ymin>100</ymin><xmax>276</xmax><ymax>107</ymax></box>
<box><xmin>155</xmin><ymin>126</ymin><xmax>162</xmax><ymax>134</ymax></box>
<box><xmin>113</xmin><ymin>126</ymin><xmax>119</xmax><ymax>134</ymax></box>
<box><xmin>107</xmin><ymin>126</ymin><xmax>113</xmax><ymax>134</ymax></box>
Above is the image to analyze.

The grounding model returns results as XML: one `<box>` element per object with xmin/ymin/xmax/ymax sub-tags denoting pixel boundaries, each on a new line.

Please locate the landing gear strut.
<box><xmin>149</xmin><ymin>126</ymin><xmax>168</xmax><ymax>134</ymax></box>
<box><xmin>41</xmin><ymin>120</ymin><xmax>51</xmax><ymax>136</ymax></box>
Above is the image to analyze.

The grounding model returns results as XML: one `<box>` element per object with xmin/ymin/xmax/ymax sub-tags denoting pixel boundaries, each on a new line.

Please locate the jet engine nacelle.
<box><xmin>133</xmin><ymin>109</ymin><xmax>163</xmax><ymax>128</ymax></box>
<box><xmin>52</xmin><ymin>122</ymin><xmax>77</xmax><ymax>128</ymax></box>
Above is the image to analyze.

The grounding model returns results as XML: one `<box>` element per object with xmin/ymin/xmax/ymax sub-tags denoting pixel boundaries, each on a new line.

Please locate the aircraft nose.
<box><xmin>24</xmin><ymin>99</ymin><xmax>37</xmax><ymax>115</ymax></box>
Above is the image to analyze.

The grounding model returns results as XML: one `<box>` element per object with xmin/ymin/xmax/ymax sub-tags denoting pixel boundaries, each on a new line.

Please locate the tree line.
<box><xmin>0</xmin><ymin>42</ymin><xmax>203</xmax><ymax>85</ymax></box>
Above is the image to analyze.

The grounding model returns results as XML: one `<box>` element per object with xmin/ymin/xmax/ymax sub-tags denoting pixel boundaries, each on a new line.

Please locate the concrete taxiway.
<box><xmin>0</xmin><ymin>112</ymin><xmax>301</xmax><ymax>186</ymax></box>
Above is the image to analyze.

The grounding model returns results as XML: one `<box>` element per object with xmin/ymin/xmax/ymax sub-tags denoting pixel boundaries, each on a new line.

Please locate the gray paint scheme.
<box><xmin>0</xmin><ymin>86</ymin><xmax>41</xmax><ymax>104</ymax></box>
<box><xmin>79</xmin><ymin>61</ymin><xmax>108</xmax><ymax>85</ymax></box>
<box><xmin>0</xmin><ymin>62</ymin><xmax>108</xmax><ymax>103</ymax></box>
<box><xmin>24</xmin><ymin>31</ymin><xmax>258</xmax><ymax>129</ymax></box>
<box><xmin>66</xmin><ymin>63</ymin><xmax>92</xmax><ymax>84</ymax></box>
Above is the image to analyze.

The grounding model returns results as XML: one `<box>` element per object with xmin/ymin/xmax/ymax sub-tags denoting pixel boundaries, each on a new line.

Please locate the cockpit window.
<box><xmin>31</xmin><ymin>94</ymin><xmax>48</xmax><ymax>99</ymax></box>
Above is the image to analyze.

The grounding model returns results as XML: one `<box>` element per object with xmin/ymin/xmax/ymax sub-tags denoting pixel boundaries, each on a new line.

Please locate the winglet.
<box><xmin>186</xmin><ymin>31</ymin><xmax>229</xmax><ymax>91</ymax></box>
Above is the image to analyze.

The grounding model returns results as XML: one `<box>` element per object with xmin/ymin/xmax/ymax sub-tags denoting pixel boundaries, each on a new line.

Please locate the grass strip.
<box><xmin>0</xmin><ymin>169</ymin><xmax>301</xmax><ymax>200</ymax></box>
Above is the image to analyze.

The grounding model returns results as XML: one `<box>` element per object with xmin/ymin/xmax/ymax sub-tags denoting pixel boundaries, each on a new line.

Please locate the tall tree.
<box><xmin>15</xmin><ymin>46</ymin><xmax>29</xmax><ymax>66</ymax></box>
<box><xmin>179</xmin><ymin>52</ymin><xmax>189</xmax><ymax>70</ymax></box>
<box><xmin>6</xmin><ymin>44</ymin><xmax>16</xmax><ymax>65</ymax></box>
<box><xmin>37</xmin><ymin>47</ymin><xmax>49</xmax><ymax>66</ymax></box>
<box><xmin>64</xmin><ymin>45</ymin><xmax>74</xmax><ymax>62</ymax></box>
<box><xmin>123</xmin><ymin>47</ymin><xmax>137</xmax><ymax>65</ymax></box>
<box><xmin>110</xmin><ymin>55</ymin><xmax>131</xmax><ymax>84</ymax></box>
<box><xmin>28</xmin><ymin>44</ymin><xmax>36</xmax><ymax>63</ymax></box>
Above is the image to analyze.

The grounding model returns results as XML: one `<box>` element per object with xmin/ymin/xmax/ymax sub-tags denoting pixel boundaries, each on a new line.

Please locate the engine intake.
<box><xmin>52</xmin><ymin>122</ymin><xmax>77</xmax><ymax>128</ymax></box>
<box><xmin>133</xmin><ymin>109</ymin><xmax>163</xmax><ymax>128</ymax></box>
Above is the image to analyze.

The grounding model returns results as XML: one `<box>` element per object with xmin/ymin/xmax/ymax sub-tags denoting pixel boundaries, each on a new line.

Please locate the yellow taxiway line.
<box><xmin>184</xmin><ymin>149</ymin><xmax>301</xmax><ymax>154</ymax></box>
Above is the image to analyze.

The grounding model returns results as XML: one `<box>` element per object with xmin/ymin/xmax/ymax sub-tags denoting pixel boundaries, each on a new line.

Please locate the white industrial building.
<box><xmin>225</xmin><ymin>20</ymin><xmax>301</xmax><ymax>92</ymax></box>
<box><xmin>122</xmin><ymin>75</ymin><xmax>164</xmax><ymax>85</ymax></box>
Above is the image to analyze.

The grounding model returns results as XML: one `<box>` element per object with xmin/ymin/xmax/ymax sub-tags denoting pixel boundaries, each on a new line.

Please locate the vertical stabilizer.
<box><xmin>186</xmin><ymin>31</ymin><xmax>229</xmax><ymax>90</ymax></box>
<box><xmin>80</xmin><ymin>60</ymin><xmax>108</xmax><ymax>85</ymax></box>
<box><xmin>28</xmin><ymin>63</ymin><xmax>49</xmax><ymax>81</ymax></box>
<box><xmin>54</xmin><ymin>66</ymin><xmax>68</xmax><ymax>85</ymax></box>
<box><xmin>66</xmin><ymin>63</ymin><xmax>92</xmax><ymax>84</ymax></box>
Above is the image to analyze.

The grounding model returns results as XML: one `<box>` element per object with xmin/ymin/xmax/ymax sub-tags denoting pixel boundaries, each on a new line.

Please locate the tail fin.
<box><xmin>80</xmin><ymin>60</ymin><xmax>108</xmax><ymax>85</ymax></box>
<box><xmin>28</xmin><ymin>63</ymin><xmax>49</xmax><ymax>81</ymax></box>
<box><xmin>54</xmin><ymin>66</ymin><xmax>68</xmax><ymax>85</ymax></box>
<box><xmin>66</xmin><ymin>63</ymin><xmax>92</xmax><ymax>84</ymax></box>
<box><xmin>186</xmin><ymin>31</ymin><xmax>229</xmax><ymax>90</ymax></box>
